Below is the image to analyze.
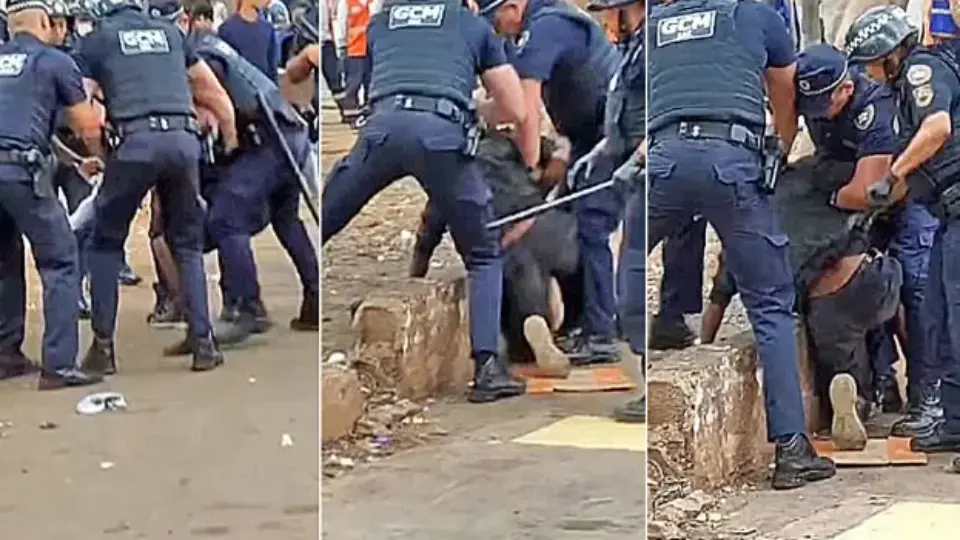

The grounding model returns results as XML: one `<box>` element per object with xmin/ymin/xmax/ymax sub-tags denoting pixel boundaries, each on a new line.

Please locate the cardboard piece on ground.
<box><xmin>812</xmin><ymin>437</ymin><xmax>927</xmax><ymax>466</ymax></box>
<box><xmin>512</xmin><ymin>365</ymin><xmax>636</xmax><ymax>394</ymax></box>
<box><xmin>512</xmin><ymin>415</ymin><xmax>647</xmax><ymax>452</ymax></box>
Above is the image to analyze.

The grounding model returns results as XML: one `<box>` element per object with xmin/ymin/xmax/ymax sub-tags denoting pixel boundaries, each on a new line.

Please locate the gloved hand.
<box><xmin>567</xmin><ymin>139</ymin><xmax>607</xmax><ymax>189</ymax></box>
<box><xmin>866</xmin><ymin>173</ymin><xmax>895</xmax><ymax>209</ymax></box>
<box><xmin>612</xmin><ymin>150</ymin><xmax>645</xmax><ymax>187</ymax></box>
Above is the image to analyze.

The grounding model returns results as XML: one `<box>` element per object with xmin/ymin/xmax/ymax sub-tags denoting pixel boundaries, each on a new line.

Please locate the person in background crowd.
<box><xmin>332</xmin><ymin>0</ymin><xmax>370</xmax><ymax>126</ymax></box>
<box><xmin>320</xmin><ymin>0</ymin><xmax>347</xmax><ymax>119</ymax></box>
<box><xmin>218</xmin><ymin>0</ymin><xmax>279</xmax><ymax>81</ymax></box>
<box><xmin>189</xmin><ymin>0</ymin><xmax>214</xmax><ymax>30</ymax></box>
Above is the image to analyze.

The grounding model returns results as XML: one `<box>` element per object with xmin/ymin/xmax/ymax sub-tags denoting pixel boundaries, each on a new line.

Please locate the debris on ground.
<box><xmin>76</xmin><ymin>392</ymin><xmax>128</xmax><ymax>415</ymax></box>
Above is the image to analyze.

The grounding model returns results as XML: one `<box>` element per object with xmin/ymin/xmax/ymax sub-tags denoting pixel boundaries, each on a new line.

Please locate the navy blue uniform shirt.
<box><xmin>806</xmin><ymin>78</ymin><xmax>897</xmax><ymax>160</ymax></box>
<box><xmin>0</xmin><ymin>33</ymin><xmax>87</xmax><ymax>181</ymax></box>
<box><xmin>736</xmin><ymin>0</ymin><xmax>796</xmax><ymax>69</ymax></box>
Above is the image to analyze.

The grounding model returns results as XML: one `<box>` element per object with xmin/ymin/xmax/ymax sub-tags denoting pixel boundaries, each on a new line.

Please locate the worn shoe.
<box><xmin>118</xmin><ymin>263</ymin><xmax>142</xmax><ymax>287</ymax></box>
<box><xmin>523</xmin><ymin>315</ymin><xmax>570</xmax><ymax>378</ymax></box>
<box><xmin>81</xmin><ymin>337</ymin><xmax>117</xmax><ymax>375</ymax></box>
<box><xmin>38</xmin><ymin>367</ymin><xmax>104</xmax><ymax>391</ymax></box>
<box><xmin>215</xmin><ymin>311</ymin><xmax>257</xmax><ymax>346</ymax></box>
<box><xmin>191</xmin><ymin>336</ymin><xmax>225</xmax><ymax>372</ymax></box>
<box><xmin>566</xmin><ymin>335</ymin><xmax>620</xmax><ymax>366</ymax></box>
<box><xmin>468</xmin><ymin>355</ymin><xmax>525</xmax><ymax>403</ymax></box>
<box><xmin>911</xmin><ymin>423</ymin><xmax>960</xmax><ymax>453</ymax></box>
<box><xmin>829</xmin><ymin>374</ymin><xmax>868</xmax><ymax>451</ymax></box>
<box><xmin>0</xmin><ymin>350</ymin><xmax>39</xmax><ymax>380</ymax></box>
<box><xmin>146</xmin><ymin>283</ymin><xmax>188</xmax><ymax>329</ymax></box>
<box><xmin>648</xmin><ymin>315</ymin><xmax>698</xmax><ymax>351</ymax></box>
<box><xmin>771</xmin><ymin>433</ymin><xmax>837</xmax><ymax>490</ymax></box>
<box><xmin>613</xmin><ymin>396</ymin><xmax>646</xmax><ymax>423</ymax></box>
<box><xmin>891</xmin><ymin>381</ymin><xmax>943</xmax><ymax>438</ymax></box>
<box><xmin>290</xmin><ymin>291</ymin><xmax>319</xmax><ymax>331</ymax></box>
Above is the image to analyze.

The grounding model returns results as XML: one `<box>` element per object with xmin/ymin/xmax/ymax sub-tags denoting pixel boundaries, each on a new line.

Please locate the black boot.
<box><xmin>191</xmin><ymin>335</ymin><xmax>225</xmax><ymax>372</ymax></box>
<box><xmin>891</xmin><ymin>381</ymin><xmax>943</xmax><ymax>438</ymax></box>
<box><xmin>214</xmin><ymin>308</ymin><xmax>256</xmax><ymax>347</ymax></box>
<box><xmin>566</xmin><ymin>335</ymin><xmax>620</xmax><ymax>366</ymax></box>
<box><xmin>876</xmin><ymin>376</ymin><xmax>904</xmax><ymax>414</ymax></box>
<box><xmin>81</xmin><ymin>336</ymin><xmax>117</xmax><ymax>375</ymax></box>
<box><xmin>0</xmin><ymin>349</ymin><xmax>39</xmax><ymax>380</ymax></box>
<box><xmin>613</xmin><ymin>396</ymin><xmax>646</xmax><ymax>423</ymax></box>
<box><xmin>771</xmin><ymin>433</ymin><xmax>837</xmax><ymax>490</ymax></box>
<box><xmin>38</xmin><ymin>366</ymin><xmax>103</xmax><ymax>391</ymax></box>
<box><xmin>146</xmin><ymin>283</ymin><xmax>188</xmax><ymax>329</ymax></box>
<box><xmin>911</xmin><ymin>423</ymin><xmax>960</xmax><ymax>453</ymax></box>
<box><xmin>648</xmin><ymin>315</ymin><xmax>698</xmax><ymax>351</ymax></box>
<box><xmin>468</xmin><ymin>355</ymin><xmax>525</xmax><ymax>403</ymax></box>
<box><xmin>246</xmin><ymin>298</ymin><xmax>274</xmax><ymax>334</ymax></box>
<box><xmin>118</xmin><ymin>263</ymin><xmax>142</xmax><ymax>287</ymax></box>
<box><xmin>290</xmin><ymin>291</ymin><xmax>319</xmax><ymax>331</ymax></box>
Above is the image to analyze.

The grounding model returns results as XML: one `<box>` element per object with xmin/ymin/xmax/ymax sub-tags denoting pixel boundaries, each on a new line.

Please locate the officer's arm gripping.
<box><xmin>834</xmin><ymin>154</ymin><xmax>896</xmax><ymax>210</ymax></box>
<box><xmin>891</xmin><ymin>111</ymin><xmax>952</xmax><ymax>181</ymax></box>
<box><xmin>764</xmin><ymin>62</ymin><xmax>799</xmax><ymax>152</ymax></box>
<box><xmin>187</xmin><ymin>59</ymin><xmax>238</xmax><ymax>152</ymax></box>
<box><xmin>285</xmin><ymin>44</ymin><xmax>319</xmax><ymax>84</ymax></box>
<box><xmin>517</xmin><ymin>79</ymin><xmax>543</xmax><ymax>169</ymax></box>
<box><xmin>480</xmin><ymin>64</ymin><xmax>526</xmax><ymax>127</ymax></box>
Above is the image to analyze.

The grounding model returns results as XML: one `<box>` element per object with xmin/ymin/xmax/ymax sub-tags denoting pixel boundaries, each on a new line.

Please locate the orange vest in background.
<box><xmin>346</xmin><ymin>0</ymin><xmax>371</xmax><ymax>57</ymax></box>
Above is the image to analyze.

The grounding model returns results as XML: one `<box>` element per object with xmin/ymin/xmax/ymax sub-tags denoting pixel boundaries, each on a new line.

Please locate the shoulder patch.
<box><xmin>118</xmin><ymin>29</ymin><xmax>171</xmax><ymax>56</ymax></box>
<box><xmin>913</xmin><ymin>84</ymin><xmax>934</xmax><ymax>108</ymax></box>
<box><xmin>387</xmin><ymin>4</ymin><xmax>445</xmax><ymax>29</ymax></box>
<box><xmin>0</xmin><ymin>54</ymin><xmax>27</xmax><ymax>77</ymax></box>
<box><xmin>656</xmin><ymin>11</ymin><xmax>716</xmax><ymax>47</ymax></box>
<box><xmin>906</xmin><ymin>63</ymin><xmax>933</xmax><ymax>86</ymax></box>
<box><xmin>854</xmin><ymin>103</ymin><xmax>875</xmax><ymax>131</ymax></box>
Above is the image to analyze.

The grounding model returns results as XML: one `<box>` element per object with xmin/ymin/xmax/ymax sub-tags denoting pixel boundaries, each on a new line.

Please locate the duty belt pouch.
<box><xmin>30</xmin><ymin>154</ymin><xmax>57</xmax><ymax>199</ymax></box>
<box><xmin>760</xmin><ymin>132</ymin><xmax>783</xmax><ymax>194</ymax></box>
<box><xmin>939</xmin><ymin>183</ymin><xmax>960</xmax><ymax>220</ymax></box>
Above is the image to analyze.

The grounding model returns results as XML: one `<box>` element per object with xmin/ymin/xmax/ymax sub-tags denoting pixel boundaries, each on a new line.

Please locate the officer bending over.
<box><xmin>0</xmin><ymin>0</ymin><xmax>104</xmax><ymax>389</ymax></box>
<box><xmin>75</xmin><ymin>0</ymin><xmax>236</xmax><ymax>374</ymax></box>
<box><xmin>584</xmin><ymin>0</ymin><xmax>646</xmax><ymax>422</ymax></box>
<box><xmin>648</xmin><ymin>0</ymin><xmax>835</xmax><ymax>489</ymax></box>
<box><xmin>411</xmin><ymin>127</ymin><xmax>577</xmax><ymax>379</ymax></box>
<box><xmin>847</xmin><ymin>6</ymin><xmax>960</xmax><ymax>454</ymax></box>
<box><xmin>322</xmin><ymin>0</ymin><xmax>528</xmax><ymax>403</ymax></box>
<box><xmin>152</xmin><ymin>0</ymin><xmax>319</xmax><ymax>343</ymax></box>
<box><xmin>479</xmin><ymin>0</ymin><xmax>623</xmax><ymax>365</ymax></box>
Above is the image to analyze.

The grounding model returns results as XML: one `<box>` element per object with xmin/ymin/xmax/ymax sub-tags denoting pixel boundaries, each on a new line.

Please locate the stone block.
<box><xmin>351</xmin><ymin>277</ymin><xmax>473</xmax><ymax>401</ymax></box>
<box><xmin>648</xmin><ymin>322</ymin><xmax>819</xmax><ymax>489</ymax></box>
<box><xmin>322</xmin><ymin>364</ymin><xmax>365</xmax><ymax>443</ymax></box>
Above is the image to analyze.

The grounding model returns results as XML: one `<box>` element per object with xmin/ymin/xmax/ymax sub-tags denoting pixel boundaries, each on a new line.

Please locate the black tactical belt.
<box><xmin>115</xmin><ymin>115</ymin><xmax>201</xmax><ymax>137</ymax></box>
<box><xmin>372</xmin><ymin>94</ymin><xmax>470</xmax><ymax>126</ymax></box>
<box><xmin>651</xmin><ymin>120</ymin><xmax>763</xmax><ymax>152</ymax></box>
<box><xmin>0</xmin><ymin>148</ymin><xmax>46</xmax><ymax>166</ymax></box>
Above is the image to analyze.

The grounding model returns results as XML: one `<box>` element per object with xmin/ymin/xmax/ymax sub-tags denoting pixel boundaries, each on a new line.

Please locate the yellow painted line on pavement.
<box><xmin>511</xmin><ymin>415</ymin><xmax>646</xmax><ymax>452</ymax></box>
<box><xmin>832</xmin><ymin>502</ymin><xmax>960</xmax><ymax>540</ymax></box>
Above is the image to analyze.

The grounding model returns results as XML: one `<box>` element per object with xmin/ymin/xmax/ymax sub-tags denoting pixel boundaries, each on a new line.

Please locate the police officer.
<box><xmin>650</xmin><ymin>219</ymin><xmax>705</xmax><ymax>350</ymax></box>
<box><xmin>845</xmin><ymin>6</ymin><xmax>960</xmax><ymax>453</ymax></box>
<box><xmin>648</xmin><ymin>0</ymin><xmax>836</xmax><ymax>488</ymax></box>
<box><xmin>323</xmin><ymin>0</ymin><xmax>528</xmax><ymax>403</ymax></box>
<box><xmin>929</xmin><ymin>0</ymin><xmax>960</xmax><ymax>54</ymax></box>
<box><xmin>582</xmin><ymin>0</ymin><xmax>645</xmax><ymax>420</ymax></box>
<box><xmin>479</xmin><ymin>0</ymin><xmax>621</xmax><ymax>365</ymax></box>
<box><xmin>801</xmin><ymin>41</ymin><xmax>940</xmax><ymax>436</ymax></box>
<box><xmin>0</xmin><ymin>0</ymin><xmax>105</xmax><ymax>389</ymax></box>
<box><xmin>75</xmin><ymin>0</ymin><xmax>237</xmax><ymax>372</ymax></box>
<box><xmin>152</xmin><ymin>0</ymin><xmax>319</xmax><ymax>340</ymax></box>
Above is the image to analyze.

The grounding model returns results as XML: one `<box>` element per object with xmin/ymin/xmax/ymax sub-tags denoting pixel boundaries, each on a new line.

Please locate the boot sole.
<box><xmin>771</xmin><ymin>468</ymin><xmax>836</xmax><ymax>490</ymax></box>
<box><xmin>149</xmin><ymin>321</ymin><xmax>188</xmax><ymax>330</ymax></box>
<box><xmin>467</xmin><ymin>385</ymin><xmax>525</xmax><ymax>403</ymax></box>
<box><xmin>830</xmin><ymin>374</ymin><xmax>868</xmax><ymax>451</ymax></box>
<box><xmin>523</xmin><ymin>315</ymin><xmax>570</xmax><ymax>379</ymax></box>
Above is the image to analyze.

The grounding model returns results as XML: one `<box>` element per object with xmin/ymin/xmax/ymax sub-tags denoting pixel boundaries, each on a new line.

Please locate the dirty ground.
<box><xmin>0</xmin><ymin>211</ymin><xmax>320</xmax><ymax>538</ymax></box>
<box><xmin>647</xmin><ymin>228</ymin><xmax>960</xmax><ymax>540</ymax></box>
<box><xmin>319</xmin><ymin>92</ymin><xmax>646</xmax><ymax>539</ymax></box>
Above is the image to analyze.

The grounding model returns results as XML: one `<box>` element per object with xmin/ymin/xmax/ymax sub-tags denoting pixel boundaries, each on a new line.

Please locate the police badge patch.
<box><xmin>0</xmin><ymin>54</ymin><xmax>27</xmax><ymax>77</ymax></box>
<box><xmin>118</xmin><ymin>29</ymin><xmax>171</xmax><ymax>55</ymax></box>
<box><xmin>656</xmin><ymin>11</ymin><xmax>716</xmax><ymax>47</ymax></box>
<box><xmin>388</xmin><ymin>4</ymin><xmax>445</xmax><ymax>29</ymax></box>
<box><xmin>854</xmin><ymin>103</ymin><xmax>875</xmax><ymax>130</ymax></box>
<box><xmin>913</xmin><ymin>84</ymin><xmax>934</xmax><ymax>107</ymax></box>
<box><xmin>906</xmin><ymin>64</ymin><xmax>933</xmax><ymax>86</ymax></box>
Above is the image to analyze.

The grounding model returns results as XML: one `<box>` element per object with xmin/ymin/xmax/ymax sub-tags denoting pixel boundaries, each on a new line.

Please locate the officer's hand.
<box><xmin>77</xmin><ymin>157</ymin><xmax>104</xmax><ymax>180</ymax></box>
<box><xmin>866</xmin><ymin>174</ymin><xmax>895</xmax><ymax>209</ymax></box>
<box><xmin>613</xmin><ymin>152</ymin><xmax>644</xmax><ymax>186</ymax></box>
<box><xmin>567</xmin><ymin>140</ymin><xmax>606</xmax><ymax>189</ymax></box>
